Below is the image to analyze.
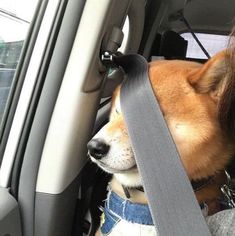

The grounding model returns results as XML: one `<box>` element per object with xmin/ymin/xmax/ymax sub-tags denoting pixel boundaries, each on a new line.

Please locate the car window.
<box><xmin>0</xmin><ymin>1</ymin><xmax>38</xmax><ymax>122</ymax></box>
<box><xmin>181</xmin><ymin>32</ymin><xmax>229</xmax><ymax>59</ymax></box>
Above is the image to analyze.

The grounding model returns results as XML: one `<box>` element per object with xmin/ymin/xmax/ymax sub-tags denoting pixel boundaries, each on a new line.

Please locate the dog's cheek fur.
<box><xmin>115</xmin><ymin>170</ymin><xmax>142</xmax><ymax>187</ymax></box>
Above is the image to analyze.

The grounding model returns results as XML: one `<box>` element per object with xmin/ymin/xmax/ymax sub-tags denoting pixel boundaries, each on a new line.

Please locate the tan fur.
<box><xmin>106</xmin><ymin>50</ymin><xmax>235</xmax><ymax>207</ymax></box>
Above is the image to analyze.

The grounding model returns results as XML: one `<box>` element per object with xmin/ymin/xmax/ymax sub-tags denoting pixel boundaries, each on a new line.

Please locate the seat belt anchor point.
<box><xmin>101</xmin><ymin>51</ymin><xmax>117</xmax><ymax>69</ymax></box>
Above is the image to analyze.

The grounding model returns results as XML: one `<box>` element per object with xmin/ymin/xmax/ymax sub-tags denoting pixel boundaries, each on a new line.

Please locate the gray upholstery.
<box><xmin>207</xmin><ymin>209</ymin><xmax>235</xmax><ymax>235</ymax></box>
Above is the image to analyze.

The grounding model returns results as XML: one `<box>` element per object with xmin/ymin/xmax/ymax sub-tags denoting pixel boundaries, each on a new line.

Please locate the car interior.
<box><xmin>1</xmin><ymin>0</ymin><xmax>235</xmax><ymax>235</ymax></box>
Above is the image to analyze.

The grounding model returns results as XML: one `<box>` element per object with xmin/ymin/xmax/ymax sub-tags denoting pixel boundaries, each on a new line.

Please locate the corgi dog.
<box><xmin>87</xmin><ymin>50</ymin><xmax>235</xmax><ymax>236</ymax></box>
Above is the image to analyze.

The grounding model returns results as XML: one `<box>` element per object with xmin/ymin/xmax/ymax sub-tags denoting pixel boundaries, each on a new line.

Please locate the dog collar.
<box><xmin>122</xmin><ymin>176</ymin><xmax>214</xmax><ymax>199</ymax></box>
<box><xmin>122</xmin><ymin>185</ymin><xmax>144</xmax><ymax>199</ymax></box>
<box><xmin>191</xmin><ymin>176</ymin><xmax>214</xmax><ymax>192</ymax></box>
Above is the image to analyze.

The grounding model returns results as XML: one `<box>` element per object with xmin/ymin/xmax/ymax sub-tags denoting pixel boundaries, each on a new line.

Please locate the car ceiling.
<box><xmin>156</xmin><ymin>0</ymin><xmax>235</xmax><ymax>34</ymax></box>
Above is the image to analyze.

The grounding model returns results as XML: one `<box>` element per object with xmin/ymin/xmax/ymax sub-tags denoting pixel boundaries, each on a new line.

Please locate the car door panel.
<box><xmin>0</xmin><ymin>187</ymin><xmax>22</xmax><ymax>236</ymax></box>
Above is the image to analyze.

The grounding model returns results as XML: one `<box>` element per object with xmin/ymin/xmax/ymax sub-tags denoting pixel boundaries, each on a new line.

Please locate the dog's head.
<box><xmin>88</xmin><ymin>50</ymin><xmax>235</xmax><ymax>187</ymax></box>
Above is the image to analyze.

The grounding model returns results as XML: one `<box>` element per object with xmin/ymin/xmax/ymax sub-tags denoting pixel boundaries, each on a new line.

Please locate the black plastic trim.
<box><xmin>0</xmin><ymin>187</ymin><xmax>22</xmax><ymax>236</ymax></box>
<box><xmin>34</xmin><ymin>175</ymin><xmax>80</xmax><ymax>236</ymax></box>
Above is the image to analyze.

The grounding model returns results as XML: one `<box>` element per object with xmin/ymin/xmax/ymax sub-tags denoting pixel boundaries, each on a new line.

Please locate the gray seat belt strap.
<box><xmin>114</xmin><ymin>54</ymin><xmax>211</xmax><ymax>236</ymax></box>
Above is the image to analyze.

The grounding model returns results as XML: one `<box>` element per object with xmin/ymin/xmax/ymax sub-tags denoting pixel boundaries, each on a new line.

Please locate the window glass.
<box><xmin>0</xmin><ymin>0</ymin><xmax>38</xmax><ymax>121</ymax></box>
<box><xmin>181</xmin><ymin>33</ymin><xmax>229</xmax><ymax>59</ymax></box>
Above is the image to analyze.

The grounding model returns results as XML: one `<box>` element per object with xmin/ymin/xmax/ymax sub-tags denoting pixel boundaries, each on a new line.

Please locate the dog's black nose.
<box><xmin>87</xmin><ymin>139</ymin><xmax>110</xmax><ymax>159</ymax></box>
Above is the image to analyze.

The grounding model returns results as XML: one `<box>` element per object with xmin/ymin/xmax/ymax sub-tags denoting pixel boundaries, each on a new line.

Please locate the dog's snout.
<box><xmin>87</xmin><ymin>138</ymin><xmax>110</xmax><ymax>159</ymax></box>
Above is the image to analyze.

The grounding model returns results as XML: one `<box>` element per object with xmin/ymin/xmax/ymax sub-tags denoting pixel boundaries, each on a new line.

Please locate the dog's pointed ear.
<box><xmin>189</xmin><ymin>50</ymin><xmax>235</xmax><ymax>138</ymax></box>
<box><xmin>189</xmin><ymin>51</ymin><xmax>230</xmax><ymax>99</ymax></box>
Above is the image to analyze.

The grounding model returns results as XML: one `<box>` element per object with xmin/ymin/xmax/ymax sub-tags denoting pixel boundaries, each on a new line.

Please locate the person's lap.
<box><xmin>207</xmin><ymin>209</ymin><xmax>235</xmax><ymax>235</ymax></box>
